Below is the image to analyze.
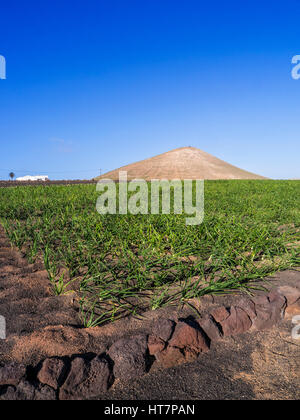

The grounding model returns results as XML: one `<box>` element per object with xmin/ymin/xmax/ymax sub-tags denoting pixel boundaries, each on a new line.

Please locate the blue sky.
<box><xmin>0</xmin><ymin>0</ymin><xmax>300</xmax><ymax>180</ymax></box>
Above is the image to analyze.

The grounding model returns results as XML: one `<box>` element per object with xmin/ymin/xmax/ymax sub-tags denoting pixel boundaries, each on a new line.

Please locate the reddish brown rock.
<box><xmin>148</xmin><ymin>335</ymin><xmax>165</xmax><ymax>355</ymax></box>
<box><xmin>210</xmin><ymin>307</ymin><xmax>230</xmax><ymax>323</ymax></box>
<box><xmin>59</xmin><ymin>356</ymin><xmax>113</xmax><ymax>400</ymax></box>
<box><xmin>268</xmin><ymin>290</ymin><xmax>287</xmax><ymax>306</ymax></box>
<box><xmin>0</xmin><ymin>363</ymin><xmax>26</xmax><ymax>386</ymax></box>
<box><xmin>183</xmin><ymin>348</ymin><xmax>199</xmax><ymax>363</ymax></box>
<box><xmin>59</xmin><ymin>358</ymin><xmax>87</xmax><ymax>400</ymax></box>
<box><xmin>252</xmin><ymin>292</ymin><xmax>287</xmax><ymax>330</ymax></box>
<box><xmin>276</xmin><ymin>286</ymin><xmax>300</xmax><ymax>306</ymax></box>
<box><xmin>197</xmin><ymin>315</ymin><xmax>223</xmax><ymax>342</ymax></box>
<box><xmin>108</xmin><ymin>334</ymin><xmax>148</xmax><ymax>381</ymax></box>
<box><xmin>151</xmin><ymin>318</ymin><xmax>176</xmax><ymax>342</ymax></box>
<box><xmin>168</xmin><ymin>321</ymin><xmax>209</xmax><ymax>354</ymax></box>
<box><xmin>253</xmin><ymin>294</ymin><xmax>269</xmax><ymax>306</ymax></box>
<box><xmin>37</xmin><ymin>358</ymin><xmax>67</xmax><ymax>390</ymax></box>
<box><xmin>155</xmin><ymin>346</ymin><xmax>186</xmax><ymax>368</ymax></box>
<box><xmin>236</xmin><ymin>298</ymin><xmax>257</xmax><ymax>321</ymax></box>
<box><xmin>219</xmin><ymin>306</ymin><xmax>252</xmax><ymax>336</ymax></box>
<box><xmin>284</xmin><ymin>300</ymin><xmax>300</xmax><ymax>318</ymax></box>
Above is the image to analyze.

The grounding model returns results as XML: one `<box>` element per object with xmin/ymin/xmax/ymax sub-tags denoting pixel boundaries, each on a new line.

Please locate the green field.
<box><xmin>1</xmin><ymin>180</ymin><xmax>300</xmax><ymax>326</ymax></box>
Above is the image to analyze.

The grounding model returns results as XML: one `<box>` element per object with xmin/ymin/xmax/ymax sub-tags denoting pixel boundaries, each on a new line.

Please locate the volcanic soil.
<box><xmin>0</xmin><ymin>225</ymin><xmax>299</xmax><ymax>400</ymax></box>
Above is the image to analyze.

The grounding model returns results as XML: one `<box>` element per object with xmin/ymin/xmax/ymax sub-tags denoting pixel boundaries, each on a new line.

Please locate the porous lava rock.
<box><xmin>155</xmin><ymin>346</ymin><xmax>186</xmax><ymax>368</ymax></box>
<box><xmin>108</xmin><ymin>335</ymin><xmax>148</xmax><ymax>381</ymax></box>
<box><xmin>251</xmin><ymin>292</ymin><xmax>287</xmax><ymax>330</ymax></box>
<box><xmin>218</xmin><ymin>306</ymin><xmax>252</xmax><ymax>337</ymax></box>
<box><xmin>0</xmin><ymin>362</ymin><xmax>26</xmax><ymax>386</ymax></box>
<box><xmin>0</xmin><ymin>380</ymin><xmax>56</xmax><ymax>400</ymax></box>
<box><xmin>37</xmin><ymin>358</ymin><xmax>67</xmax><ymax>390</ymax></box>
<box><xmin>168</xmin><ymin>320</ymin><xmax>209</xmax><ymax>354</ymax></box>
<box><xmin>197</xmin><ymin>315</ymin><xmax>223</xmax><ymax>342</ymax></box>
<box><xmin>147</xmin><ymin>335</ymin><xmax>166</xmax><ymax>355</ymax></box>
<box><xmin>59</xmin><ymin>356</ymin><xmax>113</xmax><ymax>400</ymax></box>
<box><xmin>276</xmin><ymin>286</ymin><xmax>300</xmax><ymax>306</ymax></box>
<box><xmin>151</xmin><ymin>318</ymin><xmax>176</xmax><ymax>342</ymax></box>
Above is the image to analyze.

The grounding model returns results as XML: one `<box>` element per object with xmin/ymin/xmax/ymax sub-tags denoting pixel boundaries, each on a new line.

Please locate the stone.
<box><xmin>197</xmin><ymin>315</ymin><xmax>223</xmax><ymax>342</ymax></box>
<box><xmin>34</xmin><ymin>384</ymin><xmax>57</xmax><ymax>400</ymax></box>
<box><xmin>168</xmin><ymin>321</ymin><xmax>209</xmax><ymax>354</ymax></box>
<box><xmin>236</xmin><ymin>297</ymin><xmax>257</xmax><ymax>320</ymax></box>
<box><xmin>108</xmin><ymin>335</ymin><xmax>148</xmax><ymax>381</ymax></box>
<box><xmin>37</xmin><ymin>358</ymin><xmax>67</xmax><ymax>390</ymax></box>
<box><xmin>155</xmin><ymin>346</ymin><xmax>186</xmax><ymax>368</ymax></box>
<box><xmin>0</xmin><ymin>386</ymin><xmax>16</xmax><ymax>400</ymax></box>
<box><xmin>210</xmin><ymin>307</ymin><xmax>230</xmax><ymax>323</ymax></box>
<box><xmin>183</xmin><ymin>348</ymin><xmax>200</xmax><ymax>363</ymax></box>
<box><xmin>268</xmin><ymin>290</ymin><xmax>287</xmax><ymax>308</ymax></box>
<box><xmin>151</xmin><ymin>318</ymin><xmax>176</xmax><ymax>342</ymax></box>
<box><xmin>276</xmin><ymin>286</ymin><xmax>300</xmax><ymax>306</ymax></box>
<box><xmin>252</xmin><ymin>291</ymin><xmax>287</xmax><ymax>330</ymax></box>
<box><xmin>253</xmin><ymin>294</ymin><xmax>269</xmax><ymax>306</ymax></box>
<box><xmin>219</xmin><ymin>306</ymin><xmax>252</xmax><ymax>336</ymax></box>
<box><xmin>12</xmin><ymin>380</ymin><xmax>35</xmax><ymax>400</ymax></box>
<box><xmin>59</xmin><ymin>358</ymin><xmax>87</xmax><ymax>400</ymax></box>
<box><xmin>284</xmin><ymin>300</ymin><xmax>300</xmax><ymax>318</ymax></box>
<box><xmin>0</xmin><ymin>380</ymin><xmax>56</xmax><ymax>400</ymax></box>
<box><xmin>0</xmin><ymin>362</ymin><xmax>26</xmax><ymax>386</ymax></box>
<box><xmin>148</xmin><ymin>335</ymin><xmax>165</xmax><ymax>355</ymax></box>
<box><xmin>59</xmin><ymin>356</ymin><xmax>113</xmax><ymax>400</ymax></box>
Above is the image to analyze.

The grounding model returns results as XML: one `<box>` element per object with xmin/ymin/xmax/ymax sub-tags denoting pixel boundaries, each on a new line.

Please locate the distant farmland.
<box><xmin>0</xmin><ymin>180</ymin><xmax>96</xmax><ymax>188</ymax></box>
<box><xmin>0</xmin><ymin>180</ymin><xmax>300</xmax><ymax>327</ymax></box>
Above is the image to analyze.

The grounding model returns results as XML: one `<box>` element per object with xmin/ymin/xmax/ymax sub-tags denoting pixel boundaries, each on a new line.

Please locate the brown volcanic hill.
<box><xmin>94</xmin><ymin>147</ymin><xmax>267</xmax><ymax>181</ymax></box>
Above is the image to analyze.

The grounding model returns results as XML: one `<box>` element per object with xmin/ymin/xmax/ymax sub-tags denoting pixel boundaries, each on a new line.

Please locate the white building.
<box><xmin>16</xmin><ymin>175</ymin><xmax>49</xmax><ymax>182</ymax></box>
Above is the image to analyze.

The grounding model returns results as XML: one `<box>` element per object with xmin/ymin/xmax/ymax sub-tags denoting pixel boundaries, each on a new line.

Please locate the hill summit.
<box><xmin>94</xmin><ymin>147</ymin><xmax>266</xmax><ymax>181</ymax></box>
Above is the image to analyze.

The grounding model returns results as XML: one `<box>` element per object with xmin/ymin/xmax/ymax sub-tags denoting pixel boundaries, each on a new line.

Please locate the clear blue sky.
<box><xmin>0</xmin><ymin>0</ymin><xmax>300</xmax><ymax>180</ymax></box>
